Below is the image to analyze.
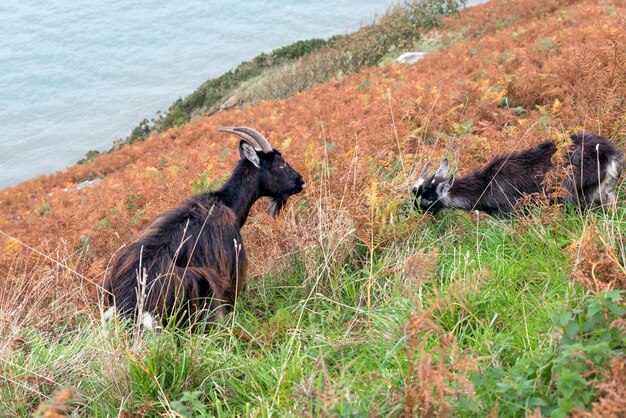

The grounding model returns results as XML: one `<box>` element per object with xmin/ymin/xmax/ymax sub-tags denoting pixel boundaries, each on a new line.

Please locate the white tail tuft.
<box><xmin>103</xmin><ymin>307</ymin><xmax>117</xmax><ymax>321</ymax></box>
<box><xmin>141</xmin><ymin>312</ymin><xmax>157</xmax><ymax>331</ymax></box>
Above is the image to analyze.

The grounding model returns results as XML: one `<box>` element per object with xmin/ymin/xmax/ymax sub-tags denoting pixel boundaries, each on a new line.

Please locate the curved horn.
<box><xmin>419</xmin><ymin>162</ymin><xmax>429</xmax><ymax>179</ymax></box>
<box><xmin>232</xmin><ymin>127</ymin><xmax>273</xmax><ymax>153</ymax></box>
<box><xmin>434</xmin><ymin>159</ymin><xmax>449</xmax><ymax>178</ymax></box>
<box><xmin>413</xmin><ymin>161</ymin><xmax>430</xmax><ymax>192</ymax></box>
<box><xmin>219</xmin><ymin>126</ymin><xmax>262</xmax><ymax>150</ymax></box>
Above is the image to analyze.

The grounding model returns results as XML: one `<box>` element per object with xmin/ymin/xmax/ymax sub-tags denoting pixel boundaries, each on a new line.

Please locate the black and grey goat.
<box><xmin>413</xmin><ymin>132</ymin><xmax>623</xmax><ymax>216</ymax></box>
<box><xmin>103</xmin><ymin>126</ymin><xmax>306</xmax><ymax>328</ymax></box>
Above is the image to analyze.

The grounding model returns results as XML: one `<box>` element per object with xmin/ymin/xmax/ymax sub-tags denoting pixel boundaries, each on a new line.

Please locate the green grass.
<box><xmin>3</xmin><ymin>199</ymin><xmax>625</xmax><ymax>417</ymax></box>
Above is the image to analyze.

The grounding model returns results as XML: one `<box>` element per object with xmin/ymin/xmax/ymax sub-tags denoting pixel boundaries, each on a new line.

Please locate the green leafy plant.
<box><xmin>538</xmin><ymin>36</ymin><xmax>557</xmax><ymax>51</ymax></box>
<box><xmin>482</xmin><ymin>291</ymin><xmax>625</xmax><ymax>417</ymax></box>
<box><xmin>34</xmin><ymin>202</ymin><xmax>51</xmax><ymax>216</ymax></box>
<box><xmin>78</xmin><ymin>235</ymin><xmax>96</xmax><ymax>258</ymax></box>
<box><xmin>77</xmin><ymin>149</ymin><xmax>101</xmax><ymax>164</ymax></box>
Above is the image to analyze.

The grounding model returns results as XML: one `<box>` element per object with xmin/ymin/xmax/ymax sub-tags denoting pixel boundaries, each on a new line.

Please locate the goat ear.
<box><xmin>435</xmin><ymin>159</ymin><xmax>449</xmax><ymax>178</ymax></box>
<box><xmin>239</xmin><ymin>141</ymin><xmax>260</xmax><ymax>168</ymax></box>
<box><xmin>440</xmin><ymin>175</ymin><xmax>455</xmax><ymax>195</ymax></box>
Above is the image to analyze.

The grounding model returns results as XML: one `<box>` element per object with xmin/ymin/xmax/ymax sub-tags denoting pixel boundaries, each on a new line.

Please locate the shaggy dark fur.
<box><xmin>413</xmin><ymin>132</ymin><xmax>623</xmax><ymax>216</ymax></box>
<box><xmin>103</xmin><ymin>134</ymin><xmax>305</xmax><ymax>326</ymax></box>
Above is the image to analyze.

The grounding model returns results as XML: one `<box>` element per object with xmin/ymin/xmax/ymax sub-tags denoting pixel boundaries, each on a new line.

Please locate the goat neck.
<box><xmin>213</xmin><ymin>159</ymin><xmax>260</xmax><ymax>228</ymax></box>
<box><xmin>443</xmin><ymin>172</ymin><xmax>485</xmax><ymax>211</ymax></box>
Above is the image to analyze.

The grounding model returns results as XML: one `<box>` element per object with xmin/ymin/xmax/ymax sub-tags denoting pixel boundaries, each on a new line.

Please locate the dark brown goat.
<box><xmin>413</xmin><ymin>132</ymin><xmax>623</xmax><ymax>216</ymax></box>
<box><xmin>103</xmin><ymin>126</ymin><xmax>305</xmax><ymax>328</ymax></box>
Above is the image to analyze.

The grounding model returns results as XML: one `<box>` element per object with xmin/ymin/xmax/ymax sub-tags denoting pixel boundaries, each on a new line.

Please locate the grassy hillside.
<box><xmin>1</xmin><ymin>0</ymin><xmax>626</xmax><ymax>416</ymax></box>
<box><xmin>81</xmin><ymin>0</ymin><xmax>467</xmax><ymax>158</ymax></box>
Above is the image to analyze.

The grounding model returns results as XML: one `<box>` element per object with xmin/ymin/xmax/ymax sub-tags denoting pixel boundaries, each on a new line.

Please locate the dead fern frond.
<box><xmin>402</xmin><ymin>248</ymin><xmax>439</xmax><ymax>286</ymax></box>
<box><xmin>572</xmin><ymin>356</ymin><xmax>626</xmax><ymax>418</ymax></box>
<box><xmin>401</xmin><ymin>292</ymin><xmax>480</xmax><ymax>417</ymax></box>
<box><xmin>569</xmin><ymin>225</ymin><xmax>626</xmax><ymax>293</ymax></box>
<box><xmin>33</xmin><ymin>387</ymin><xmax>76</xmax><ymax>418</ymax></box>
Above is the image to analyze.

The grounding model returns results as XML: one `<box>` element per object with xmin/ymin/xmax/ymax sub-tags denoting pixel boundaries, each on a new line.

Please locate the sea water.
<box><xmin>0</xmin><ymin>1</ymin><xmax>484</xmax><ymax>189</ymax></box>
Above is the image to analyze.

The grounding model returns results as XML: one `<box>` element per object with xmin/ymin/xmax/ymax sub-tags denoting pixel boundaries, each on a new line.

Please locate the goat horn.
<box><xmin>419</xmin><ymin>162</ymin><xmax>429</xmax><ymax>179</ymax></box>
<box><xmin>435</xmin><ymin>159</ymin><xmax>449</xmax><ymax>178</ymax></box>
<box><xmin>219</xmin><ymin>126</ymin><xmax>263</xmax><ymax>151</ymax></box>
<box><xmin>232</xmin><ymin>127</ymin><xmax>273</xmax><ymax>153</ymax></box>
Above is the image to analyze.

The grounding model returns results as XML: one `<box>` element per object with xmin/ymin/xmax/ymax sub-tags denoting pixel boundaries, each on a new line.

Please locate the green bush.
<box><xmin>77</xmin><ymin>149</ymin><xmax>101</xmax><ymax>164</ymax></box>
<box><xmin>270</xmin><ymin>38</ymin><xmax>327</xmax><ymax>61</ymax></box>
<box><xmin>474</xmin><ymin>291</ymin><xmax>626</xmax><ymax>417</ymax></box>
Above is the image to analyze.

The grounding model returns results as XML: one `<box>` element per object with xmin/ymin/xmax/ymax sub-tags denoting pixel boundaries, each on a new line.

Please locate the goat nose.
<box><xmin>301</xmin><ymin>180</ymin><xmax>306</xmax><ymax>189</ymax></box>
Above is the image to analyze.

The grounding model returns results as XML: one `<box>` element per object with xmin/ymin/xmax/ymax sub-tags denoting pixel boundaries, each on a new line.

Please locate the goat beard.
<box><xmin>267</xmin><ymin>196</ymin><xmax>288</xmax><ymax>219</ymax></box>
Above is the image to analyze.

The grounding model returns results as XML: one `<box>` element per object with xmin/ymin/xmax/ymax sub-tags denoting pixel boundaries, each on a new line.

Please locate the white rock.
<box><xmin>397</xmin><ymin>52</ymin><xmax>428</xmax><ymax>64</ymax></box>
<box><xmin>220</xmin><ymin>95</ymin><xmax>242</xmax><ymax>110</ymax></box>
<box><xmin>63</xmin><ymin>178</ymin><xmax>102</xmax><ymax>192</ymax></box>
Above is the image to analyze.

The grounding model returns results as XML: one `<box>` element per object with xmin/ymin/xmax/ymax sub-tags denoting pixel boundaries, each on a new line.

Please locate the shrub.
<box><xmin>77</xmin><ymin>149</ymin><xmax>101</xmax><ymax>164</ymax></box>
<box><xmin>270</xmin><ymin>38</ymin><xmax>327</xmax><ymax>61</ymax></box>
<box><xmin>478</xmin><ymin>291</ymin><xmax>626</xmax><ymax>417</ymax></box>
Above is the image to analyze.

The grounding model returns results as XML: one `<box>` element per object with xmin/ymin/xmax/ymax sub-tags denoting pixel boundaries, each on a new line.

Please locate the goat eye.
<box><xmin>278</xmin><ymin>163</ymin><xmax>285</xmax><ymax>169</ymax></box>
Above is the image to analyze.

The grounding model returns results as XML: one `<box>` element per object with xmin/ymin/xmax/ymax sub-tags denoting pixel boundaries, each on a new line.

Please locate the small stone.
<box><xmin>397</xmin><ymin>52</ymin><xmax>428</xmax><ymax>64</ymax></box>
<box><xmin>63</xmin><ymin>178</ymin><xmax>102</xmax><ymax>192</ymax></box>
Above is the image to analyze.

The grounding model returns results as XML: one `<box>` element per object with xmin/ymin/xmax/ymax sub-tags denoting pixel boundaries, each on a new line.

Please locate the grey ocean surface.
<box><xmin>0</xmin><ymin>0</ymin><xmax>486</xmax><ymax>190</ymax></box>
<box><xmin>0</xmin><ymin>1</ymin><xmax>395</xmax><ymax>189</ymax></box>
